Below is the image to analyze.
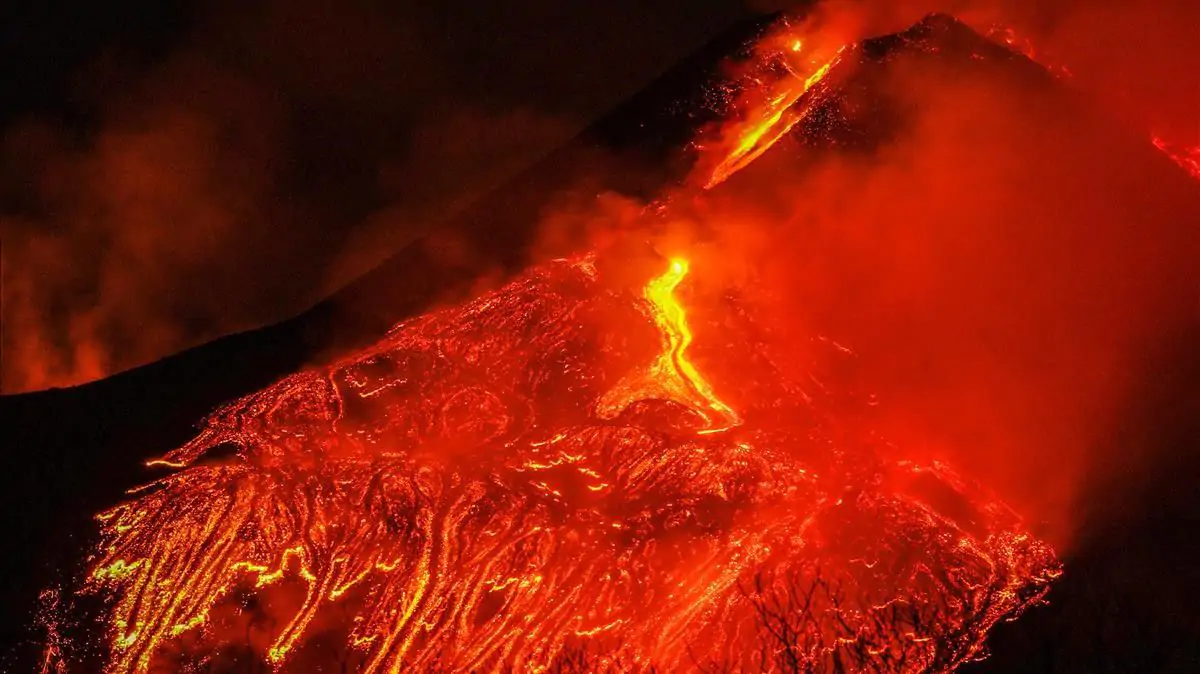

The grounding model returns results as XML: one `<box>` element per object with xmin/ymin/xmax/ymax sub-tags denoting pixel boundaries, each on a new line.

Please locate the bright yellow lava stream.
<box><xmin>598</xmin><ymin>258</ymin><xmax>741</xmax><ymax>434</ymax></box>
<box><xmin>705</xmin><ymin>54</ymin><xmax>839</xmax><ymax>189</ymax></box>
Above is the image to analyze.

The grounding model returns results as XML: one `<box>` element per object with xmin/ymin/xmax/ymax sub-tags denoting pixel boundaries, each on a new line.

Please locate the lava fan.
<box><xmin>74</xmin><ymin>256</ymin><xmax>1056</xmax><ymax>673</ymax></box>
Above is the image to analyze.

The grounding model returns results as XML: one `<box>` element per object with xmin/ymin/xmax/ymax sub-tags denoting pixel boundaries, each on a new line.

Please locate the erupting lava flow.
<box><xmin>988</xmin><ymin>25</ymin><xmax>1200</xmax><ymax>185</ymax></box>
<box><xmin>703</xmin><ymin>52</ymin><xmax>842</xmax><ymax>189</ymax></box>
<box><xmin>45</xmin><ymin>14</ymin><xmax>1076</xmax><ymax>674</ymax></box>
<box><xmin>72</xmin><ymin>256</ymin><xmax>1058</xmax><ymax>673</ymax></box>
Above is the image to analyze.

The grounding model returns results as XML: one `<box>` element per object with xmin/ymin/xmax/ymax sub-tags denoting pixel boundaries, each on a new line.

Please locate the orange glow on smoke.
<box><xmin>597</xmin><ymin>258</ymin><xmax>740</xmax><ymax>434</ymax></box>
<box><xmin>986</xmin><ymin>25</ymin><xmax>1073</xmax><ymax>78</ymax></box>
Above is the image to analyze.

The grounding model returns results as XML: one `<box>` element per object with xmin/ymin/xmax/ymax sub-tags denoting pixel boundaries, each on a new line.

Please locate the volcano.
<box><xmin>6</xmin><ymin>11</ymin><xmax>1200</xmax><ymax>674</ymax></box>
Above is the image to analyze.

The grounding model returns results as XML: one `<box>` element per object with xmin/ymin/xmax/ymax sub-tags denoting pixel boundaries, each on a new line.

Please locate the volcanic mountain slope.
<box><xmin>6</xmin><ymin>11</ymin><xmax>1200</xmax><ymax>673</ymax></box>
<box><xmin>60</xmin><ymin>255</ymin><xmax>1059</xmax><ymax>672</ymax></box>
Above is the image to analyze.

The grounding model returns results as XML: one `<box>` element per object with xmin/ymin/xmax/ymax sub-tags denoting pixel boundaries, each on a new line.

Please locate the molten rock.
<box><xmin>82</xmin><ymin>256</ymin><xmax>1058</xmax><ymax>672</ymax></box>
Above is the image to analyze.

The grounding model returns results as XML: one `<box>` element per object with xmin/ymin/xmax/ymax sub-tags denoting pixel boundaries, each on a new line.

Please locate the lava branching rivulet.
<box><xmin>67</xmin><ymin>256</ymin><xmax>1058</xmax><ymax>673</ymax></box>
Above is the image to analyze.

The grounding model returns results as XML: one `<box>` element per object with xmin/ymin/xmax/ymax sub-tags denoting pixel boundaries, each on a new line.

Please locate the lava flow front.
<box><xmin>68</xmin><ymin>254</ymin><xmax>1058</xmax><ymax>673</ymax></box>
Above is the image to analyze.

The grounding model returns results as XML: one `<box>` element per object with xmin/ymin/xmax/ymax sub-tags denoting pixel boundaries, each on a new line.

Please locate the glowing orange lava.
<box><xmin>63</xmin><ymin>256</ymin><xmax>1058</xmax><ymax>673</ymax></box>
<box><xmin>703</xmin><ymin>34</ymin><xmax>844</xmax><ymax>189</ymax></box>
<box><xmin>40</xmin><ymin>16</ymin><xmax>1081</xmax><ymax>673</ymax></box>
<box><xmin>597</xmin><ymin>258</ymin><xmax>740</xmax><ymax>433</ymax></box>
